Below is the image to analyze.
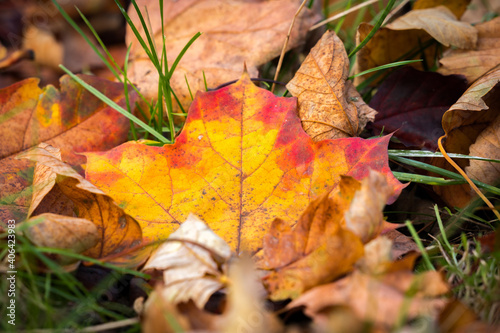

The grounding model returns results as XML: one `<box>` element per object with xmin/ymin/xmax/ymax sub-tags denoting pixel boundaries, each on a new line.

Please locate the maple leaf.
<box><xmin>126</xmin><ymin>0</ymin><xmax>321</xmax><ymax>112</ymax></box>
<box><xmin>0</xmin><ymin>75</ymin><xmax>136</xmax><ymax>223</ymax></box>
<box><xmin>84</xmin><ymin>73</ymin><xmax>404</xmax><ymax>253</ymax></box>
<box><xmin>369</xmin><ymin>67</ymin><xmax>467</xmax><ymax>150</ymax></box>
<box><xmin>439</xmin><ymin>17</ymin><xmax>500</xmax><ymax>83</ymax></box>
<box><xmin>286</xmin><ymin>31</ymin><xmax>377</xmax><ymax>141</ymax></box>
<box><xmin>17</xmin><ymin>143</ymin><xmax>147</xmax><ymax>267</ymax></box>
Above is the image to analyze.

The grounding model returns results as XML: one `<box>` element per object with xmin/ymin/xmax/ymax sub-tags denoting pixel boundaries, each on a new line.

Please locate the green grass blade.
<box><xmin>389</xmin><ymin>150</ymin><xmax>500</xmax><ymax>163</ymax></box>
<box><xmin>348</xmin><ymin>60</ymin><xmax>422</xmax><ymax>80</ymax></box>
<box><xmin>392</xmin><ymin>172</ymin><xmax>466</xmax><ymax>186</ymax></box>
<box><xmin>166</xmin><ymin>32</ymin><xmax>202</xmax><ymax>81</ymax></box>
<box><xmin>405</xmin><ymin>221</ymin><xmax>436</xmax><ymax>271</ymax></box>
<box><xmin>60</xmin><ymin>65</ymin><xmax>169</xmax><ymax>143</ymax></box>
<box><xmin>348</xmin><ymin>0</ymin><xmax>396</xmax><ymax>58</ymax></box>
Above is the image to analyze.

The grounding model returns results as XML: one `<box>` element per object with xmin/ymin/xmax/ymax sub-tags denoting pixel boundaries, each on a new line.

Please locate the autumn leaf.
<box><xmin>17</xmin><ymin>143</ymin><xmax>147</xmax><ymax>267</ymax></box>
<box><xmin>143</xmin><ymin>214</ymin><xmax>232</xmax><ymax>308</ymax></box>
<box><xmin>354</xmin><ymin>6</ymin><xmax>477</xmax><ymax>86</ymax></box>
<box><xmin>439</xmin><ymin>17</ymin><xmax>500</xmax><ymax>83</ymax></box>
<box><xmin>23</xmin><ymin>213</ymin><xmax>99</xmax><ymax>267</ymax></box>
<box><xmin>413</xmin><ymin>0</ymin><xmax>471</xmax><ymax>19</ymax></box>
<box><xmin>256</xmin><ymin>170</ymin><xmax>393</xmax><ymax>300</ymax></box>
<box><xmin>126</xmin><ymin>0</ymin><xmax>321</xmax><ymax>112</ymax></box>
<box><xmin>369</xmin><ymin>67</ymin><xmax>468</xmax><ymax>150</ymax></box>
<box><xmin>0</xmin><ymin>75</ymin><xmax>136</xmax><ymax>223</ymax></box>
<box><xmin>286</xmin><ymin>31</ymin><xmax>376</xmax><ymax>141</ymax></box>
<box><xmin>433</xmin><ymin>66</ymin><xmax>500</xmax><ymax>207</ymax></box>
<box><xmin>84</xmin><ymin>73</ymin><xmax>405</xmax><ymax>254</ymax></box>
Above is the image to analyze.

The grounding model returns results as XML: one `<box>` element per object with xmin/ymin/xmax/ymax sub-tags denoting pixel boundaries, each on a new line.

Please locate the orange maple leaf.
<box><xmin>84</xmin><ymin>73</ymin><xmax>405</xmax><ymax>253</ymax></box>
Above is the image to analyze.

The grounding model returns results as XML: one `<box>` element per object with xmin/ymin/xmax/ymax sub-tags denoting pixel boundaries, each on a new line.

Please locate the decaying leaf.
<box><xmin>85</xmin><ymin>73</ymin><xmax>404</xmax><ymax>254</ymax></box>
<box><xmin>354</xmin><ymin>6</ymin><xmax>476</xmax><ymax>86</ymax></box>
<box><xmin>413</xmin><ymin>0</ymin><xmax>471</xmax><ymax>19</ymax></box>
<box><xmin>433</xmin><ymin>66</ymin><xmax>500</xmax><ymax>207</ymax></box>
<box><xmin>387</xmin><ymin>6</ymin><xmax>477</xmax><ymax>49</ymax></box>
<box><xmin>126</xmin><ymin>0</ymin><xmax>321</xmax><ymax>113</ymax></box>
<box><xmin>439</xmin><ymin>17</ymin><xmax>500</xmax><ymax>83</ymax></box>
<box><xmin>286</xmin><ymin>31</ymin><xmax>376</xmax><ymax>141</ymax></box>
<box><xmin>17</xmin><ymin>143</ymin><xmax>147</xmax><ymax>267</ymax></box>
<box><xmin>256</xmin><ymin>170</ymin><xmax>394</xmax><ymax>300</ymax></box>
<box><xmin>0</xmin><ymin>75</ymin><xmax>135</xmax><ymax>222</ymax></box>
<box><xmin>287</xmin><ymin>267</ymin><xmax>449</xmax><ymax>329</ymax></box>
<box><xmin>368</xmin><ymin>66</ymin><xmax>468</xmax><ymax>150</ymax></box>
<box><xmin>143</xmin><ymin>214</ymin><xmax>232</xmax><ymax>308</ymax></box>
<box><xmin>23</xmin><ymin>213</ymin><xmax>99</xmax><ymax>266</ymax></box>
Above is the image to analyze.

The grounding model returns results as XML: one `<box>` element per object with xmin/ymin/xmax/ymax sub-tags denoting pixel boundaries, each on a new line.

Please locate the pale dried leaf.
<box><xmin>286</xmin><ymin>31</ymin><xmax>376</xmax><ymax>141</ymax></box>
<box><xmin>24</xmin><ymin>213</ymin><xmax>99</xmax><ymax>266</ymax></box>
<box><xmin>344</xmin><ymin>169</ymin><xmax>393</xmax><ymax>243</ymax></box>
<box><xmin>439</xmin><ymin>17</ymin><xmax>500</xmax><ymax>83</ymax></box>
<box><xmin>387</xmin><ymin>6</ymin><xmax>477</xmax><ymax>49</ymax></box>
<box><xmin>143</xmin><ymin>214</ymin><xmax>232</xmax><ymax>308</ymax></box>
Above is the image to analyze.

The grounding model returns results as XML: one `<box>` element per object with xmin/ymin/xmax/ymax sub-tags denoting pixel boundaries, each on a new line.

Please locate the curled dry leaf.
<box><xmin>354</xmin><ymin>6</ymin><xmax>477</xmax><ymax>86</ymax></box>
<box><xmin>387</xmin><ymin>6</ymin><xmax>477</xmax><ymax>49</ymax></box>
<box><xmin>143</xmin><ymin>214</ymin><xmax>232</xmax><ymax>309</ymax></box>
<box><xmin>413</xmin><ymin>0</ymin><xmax>471</xmax><ymax>18</ymax></box>
<box><xmin>286</xmin><ymin>31</ymin><xmax>376</xmax><ymax>141</ymax></box>
<box><xmin>17</xmin><ymin>143</ymin><xmax>147</xmax><ymax>268</ymax></box>
<box><xmin>0</xmin><ymin>75</ymin><xmax>135</xmax><ymax>223</ymax></box>
<box><xmin>85</xmin><ymin>73</ymin><xmax>404</xmax><ymax>254</ymax></box>
<box><xmin>256</xmin><ymin>170</ymin><xmax>394</xmax><ymax>300</ymax></box>
<box><xmin>287</xmin><ymin>268</ymin><xmax>449</xmax><ymax>329</ymax></box>
<box><xmin>433</xmin><ymin>66</ymin><xmax>500</xmax><ymax>207</ymax></box>
<box><xmin>439</xmin><ymin>17</ymin><xmax>500</xmax><ymax>84</ymax></box>
<box><xmin>23</xmin><ymin>213</ymin><xmax>99</xmax><ymax>266</ymax></box>
<box><xmin>126</xmin><ymin>0</ymin><xmax>321</xmax><ymax>113</ymax></box>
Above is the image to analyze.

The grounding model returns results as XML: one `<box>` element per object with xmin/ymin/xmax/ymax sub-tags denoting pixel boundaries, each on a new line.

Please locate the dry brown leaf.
<box><xmin>387</xmin><ymin>6</ymin><xmax>477</xmax><ymax>49</ymax></box>
<box><xmin>465</xmin><ymin>114</ymin><xmax>500</xmax><ymax>187</ymax></box>
<box><xmin>256</xmin><ymin>170</ymin><xmax>394</xmax><ymax>300</ymax></box>
<box><xmin>354</xmin><ymin>6</ymin><xmax>477</xmax><ymax>86</ymax></box>
<box><xmin>461</xmin><ymin>0</ymin><xmax>500</xmax><ymax>24</ymax></box>
<box><xmin>126</xmin><ymin>0</ymin><xmax>321</xmax><ymax>113</ymax></box>
<box><xmin>287</xmin><ymin>270</ymin><xmax>449</xmax><ymax>328</ymax></box>
<box><xmin>143</xmin><ymin>214</ymin><xmax>232</xmax><ymax>309</ymax></box>
<box><xmin>413</xmin><ymin>0</ymin><xmax>470</xmax><ymax>18</ymax></box>
<box><xmin>433</xmin><ymin>66</ymin><xmax>500</xmax><ymax>207</ymax></box>
<box><xmin>23</xmin><ymin>213</ymin><xmax>99</xmax><ymax>266</ymax></box>
<box><xmin>439</xmin><ymin>17</ymin><xmax>500</xmax><ymax>83</ymax></box>
<box><xmin>382</xmin><ymin>228</ymin><xmax>420</xmax><ymax>259</ymax></box>
<box><xmin>17</xmin><ymin>143</ymin><xmax>147</xmax><ymax>267</ymax></box>
<box><xmin>286</xmin><ymin>31</ymin><xmax>376</xmax><ymax>141</ymax></box>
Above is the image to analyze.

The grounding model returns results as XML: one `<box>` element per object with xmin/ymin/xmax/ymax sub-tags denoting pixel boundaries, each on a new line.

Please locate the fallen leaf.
<box><xmin>17</xmin><ymin>143</ymin><xmax>147</xmax><ymax>267</ymax></box>
<box><xmin>368</xmin><ymin>67</ymin><xmax>468</xmax><ymax>150</ymax></box>
<box><xmin>382</xmin><ymin>228</ymin><xmax>420</xmax><ymax>259</ymax></box>
<box><xmin>433</xmin><ymin>66</ymin><xmax>500</xmax><ymax>207</ymax></box>
<box><xmin>413</xmin><ymin>0</ymin><xmax>470</xmax><ymax>18</ymax></box>
<box><xmin>0</xmin><ymin>75</ymin><xmax>136</xmax><ymax>222</ymax></box>
<box><xmin>143</xmin><ymin>214</ymin><xmax>232</xmax><ymax>308</ymax></box>
<box><xmin>256</xmin><ymin>188</ymin><xmax>364</xmax><ymax>300</ymax></box>
<box><xmin>126</xmin><ymin>0</ymin><xmax>321</xmax><ymax>113</ymax></box>
<box><xmin>287</xmin><ymin>269</ymin><xmax>449</xmax><ymax>328</ymax></box>
<box><xmin>439</xmin><ymin>17</ymin><xmax>500</xmax><ymax>84</ymax></box>
<box><xmin>461</xmin><ymin>0</ymin><xmax>500</xmax><ymax>24</ymax></box>
<box><xmin>85</xmin><ymin>73</ymin><xmax>405</xmax><ymax>254</ymax></box>
<box><xmin>286</xmin><ymin>31</ymin><xmax>376</xmax><ymax>141</ymax></box>
<box><xmin>23</xmin><ymin>213</ymin><xmax>99</xmax><ymax>266</ymax></box>
<box><xmin>466</xmin><ymin>114</ymin><xmax>500</xmax><ymax>187</ymax></box>
<box><xmin>387</xmin><ymin>6</ymin><xmax>477</xmax><ymax>49</ymax></box>
<box><xmin>255</xmin><ymin>170</ymin><xmax>394</xmax><ymax>300</ymax></box>
<box><xmin>218</xmin><ymin>256</ymin><xmax>282</xmax><ymax>333</ymax></box>
<box><xmin>354</xmin><ymin>6</ymin><xmax>477</xmax><ymax>86</ymax></box>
